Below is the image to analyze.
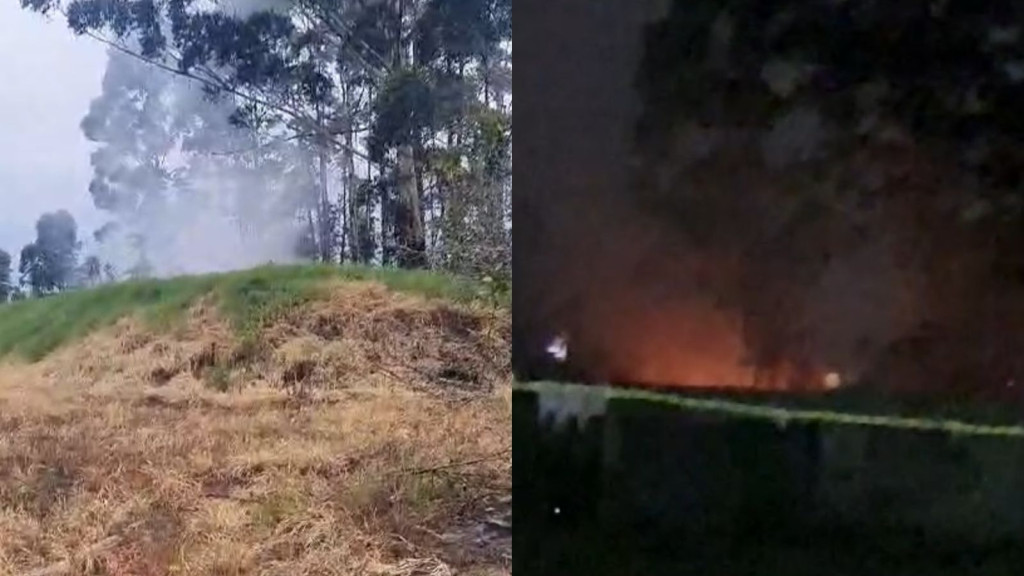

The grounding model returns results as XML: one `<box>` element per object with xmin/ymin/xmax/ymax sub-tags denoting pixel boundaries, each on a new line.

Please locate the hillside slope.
<box><xmin>0</xmin><ymin>266</ymin><xmax>511</xmax><ymax>576</ymax></box>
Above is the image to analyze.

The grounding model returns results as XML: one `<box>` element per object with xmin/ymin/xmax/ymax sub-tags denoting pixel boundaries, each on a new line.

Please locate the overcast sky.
<box><xmin>0</xmin><ymin>3</ymin><xmax>106</xmax><ymax>259</ymax></box>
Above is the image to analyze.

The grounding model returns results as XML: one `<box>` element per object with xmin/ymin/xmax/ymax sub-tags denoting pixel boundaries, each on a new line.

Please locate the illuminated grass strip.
<box><xmin>516</xmin><ymin>381</ymin><xmax>1024</xmax><ymax>438</ymax></box>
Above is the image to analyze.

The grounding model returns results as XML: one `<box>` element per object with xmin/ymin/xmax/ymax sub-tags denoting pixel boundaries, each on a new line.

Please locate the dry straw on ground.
<box><xmin>0</xmin><ymin>282</ymin><xmax>511</xmax><ymax>576</ymax></box>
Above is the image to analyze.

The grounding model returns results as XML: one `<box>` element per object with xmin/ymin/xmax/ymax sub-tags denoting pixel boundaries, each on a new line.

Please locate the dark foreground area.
<box><xmin>514</xmin><ymin>383</ymin><xmax>1024</xmax><ymax>576</ymax></box>
<box><xmin>518</xmin><ymin>527</ymin><xmax>1024</xmax><ymax>576</ymax></box>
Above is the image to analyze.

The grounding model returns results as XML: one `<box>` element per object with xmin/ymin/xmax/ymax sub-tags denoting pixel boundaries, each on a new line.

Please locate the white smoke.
<box><xmin>84</xmin><ymin>46</ymin><xmax>316</xmax><ymax>279</ymax></box>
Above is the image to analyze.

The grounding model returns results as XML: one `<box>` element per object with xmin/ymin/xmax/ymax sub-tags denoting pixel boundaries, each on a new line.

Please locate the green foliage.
<box><xmin>478</xmin><ymin>273</ymin><xmax>511</xmax><ymax>308</ymax></box>
<box><xmin>24</xmin><ymin>0</ymin><xmax>512</xmax><ymax>273</ymax></box>
<box><xmin>369</xmin><ymin>68</ymin><xmax>438</xmax><ymax>162</ymax></box>
<box><xmin>0</xmin><ymin>264</ymin><xmax>496</xmax><ymax>362</ymax></box>
<box><xmin>470</xmin><ymin>106</ymin><xmax>511</xmax><ymax>178</ymax></box>
<box><xmin>0</xmin><ymin>275</ymin><xmax>212</xmax><ymax>362</ymax></box>
<box><xmin>212</xmin><ymin>265</ymin><xmax>332</xmax><ymax>337</ymax></box>
<box><xmin>417</xmin><ymin>0</ymin><xmax>491</xmax><ymax>63</ymax></box>
<box><xmin>18</xmin><ymin>210</ymin><xmax>81</xmax><ymax>296</ymax></box>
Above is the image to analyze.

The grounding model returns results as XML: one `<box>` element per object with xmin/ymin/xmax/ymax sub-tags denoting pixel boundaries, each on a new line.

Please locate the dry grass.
<box><xmin>0</xmin><ymin>282</ymin><xmax>511</xmax><ymax>576</ymax></box>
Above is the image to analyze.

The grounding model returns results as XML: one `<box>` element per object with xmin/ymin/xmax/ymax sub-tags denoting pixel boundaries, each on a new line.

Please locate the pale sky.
<box><xmin>0</xmin><ymin>3</ymin><xmax>106</xmax><ymax>259</ymax></box>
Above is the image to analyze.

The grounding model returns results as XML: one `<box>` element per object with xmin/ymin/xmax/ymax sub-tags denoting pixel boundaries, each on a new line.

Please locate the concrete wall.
<box><xmin>515</xmin><ymin>385</ymin><xmax>1024</xmax><ymax>573</ymax></box>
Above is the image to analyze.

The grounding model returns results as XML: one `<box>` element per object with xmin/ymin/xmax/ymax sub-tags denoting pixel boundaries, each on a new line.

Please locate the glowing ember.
<box><xmin>823</xmin><ymin>372</ymin><xmax>842</xmax><ymax>390</ymax></box>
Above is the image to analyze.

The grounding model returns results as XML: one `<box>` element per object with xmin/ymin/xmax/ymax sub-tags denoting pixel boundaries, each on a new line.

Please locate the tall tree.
<box><xmin>0</xmin><ymin>250</ymin><xmax>12</xmax><ymax>303</ymax></box>
<box><xmin>19</xmin><ymin>243</ymin><xmax>42</xmax><ymax>296</ymax></box>
<box><xmin>19</xmin><ymin>210</ymin><xmax>80</xmax><ymax>296</ymax></box>
<box><xmin>23</xmin><ymin>0</ymin><xmax>512</xmax><ymax>272</ymax></box>
<box><xmin>79</xmin><ymin>255</ymin><xmax>104</xmax><ymax>288</ymax></box>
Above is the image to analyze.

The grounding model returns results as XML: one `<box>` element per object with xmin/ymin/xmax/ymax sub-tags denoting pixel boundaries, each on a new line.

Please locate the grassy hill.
<box><xmin>0</xmin><ymin>265</ymin><xmax>511</xmax><ymax>576</ymax></box>
<box><xmin>0</xmin><ymin>264</ymin><xmax>501</xmax><ymax>362</ymax></box>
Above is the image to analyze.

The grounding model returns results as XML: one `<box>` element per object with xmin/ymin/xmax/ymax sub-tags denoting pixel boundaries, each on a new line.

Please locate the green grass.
<box><xmin>0</xmin><ymin>264</ymin><xmax>491</xmax><ymax>362</ymax></box>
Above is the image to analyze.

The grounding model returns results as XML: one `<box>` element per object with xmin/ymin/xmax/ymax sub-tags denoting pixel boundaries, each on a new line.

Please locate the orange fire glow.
<box><xmin>566</xmin><ymin>292</ymin><xmax>832</xmax><ymax>392</ymax></box>
<box><xmin>605</xmin><ymin>300</ymin><xmax>754</xmax><ymax>388</ymax></box>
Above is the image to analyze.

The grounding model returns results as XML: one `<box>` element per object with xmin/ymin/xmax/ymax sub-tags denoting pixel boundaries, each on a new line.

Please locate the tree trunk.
<box><xmin>342</xmin><ymin>93</ymin><xmax>360</xmax><ymax>264</ymax></box>
<box><xmin>380</xmin><ymin>158</ymin><xmax>397</xmax><ymax>267</ymax></box>
<box><xmin>395</xmin><ymin>143</ymin><xmax>427</xmax><ymax>268</ymax></box>
<box><xmin>317</xmin><ymin>148</ymin><xmax>331</xmax><ymax>263</ymax></box>
<box><xmin>316</xmin><ymin>109</ymin><xmax>332</xmax><ymax>263</ymax></box>
<box><xmin>390</xmin><ymin>0</ymin><xmax>427</xmax><ymax>269</ymax></box>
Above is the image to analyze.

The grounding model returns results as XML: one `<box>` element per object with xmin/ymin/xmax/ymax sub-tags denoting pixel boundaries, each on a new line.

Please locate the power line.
<box><xmin>66</xmin><ymin>12</ymin><xmax>374</xmax><ymax>162</ymax></box>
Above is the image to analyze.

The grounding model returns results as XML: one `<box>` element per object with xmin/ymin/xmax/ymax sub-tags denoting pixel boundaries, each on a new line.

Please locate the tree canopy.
<box><xmin>23</xmin><ymin>0</ymin><xmax>512</xmax><ymax>276</ymax></box>
<box><xmin>0</xmin><ymin>250</ymin><xmax>12</xmax><ymax>304</ymax></box>
<box><xmin>637</xmin><ymin>0</ymin><xmax>1024</xmax><ymax>210</ymax></box>
<box><xmin>18</xmin><ymin>210</ymin><xmax>81</xmax><ymax>296</ymax></box>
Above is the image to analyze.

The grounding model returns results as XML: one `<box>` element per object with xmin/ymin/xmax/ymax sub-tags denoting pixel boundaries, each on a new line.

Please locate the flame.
<box><xmin>552</xmin><ymin>272</ymin><xmax>847</xmax><ymax>389</ymax></box>
<box><xmin>559</xmin><ymin>289</ymin><xmax>836</xmax><ymax>391</ymax></box>
<box><xmin>605</xmin><ymin>300</ymin><xmax>755</xmax><ymax>388</ymax></box>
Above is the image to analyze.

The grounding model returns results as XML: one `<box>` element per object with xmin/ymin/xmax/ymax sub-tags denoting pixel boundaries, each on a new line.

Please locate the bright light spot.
<box><xmin>546</xmin><ymin>335</ymin><xmax>568</xmax><ymax>362</ymax></box>
<box><xmin>823</xmin><ymin>371</ymin><xmax>842</xmax><ymax>390</ymax></box>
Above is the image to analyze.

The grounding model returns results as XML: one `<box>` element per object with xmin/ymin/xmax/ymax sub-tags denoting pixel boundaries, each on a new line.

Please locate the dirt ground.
<box><xmin>0</xmin><ymin>283</ymin><xmax>511</xmax><ymax>576</ymax></box>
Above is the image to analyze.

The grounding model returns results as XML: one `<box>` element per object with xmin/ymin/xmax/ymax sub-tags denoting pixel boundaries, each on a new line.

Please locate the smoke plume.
<box><xmin>517</xmin><ymin>0</ymin><xmax>1024</xmax><ymax>402</ymax></box>
<box><xmin>83</xmin><ymin>47</ymin><xmax>314</xmax><ymax>278</ymax></box>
